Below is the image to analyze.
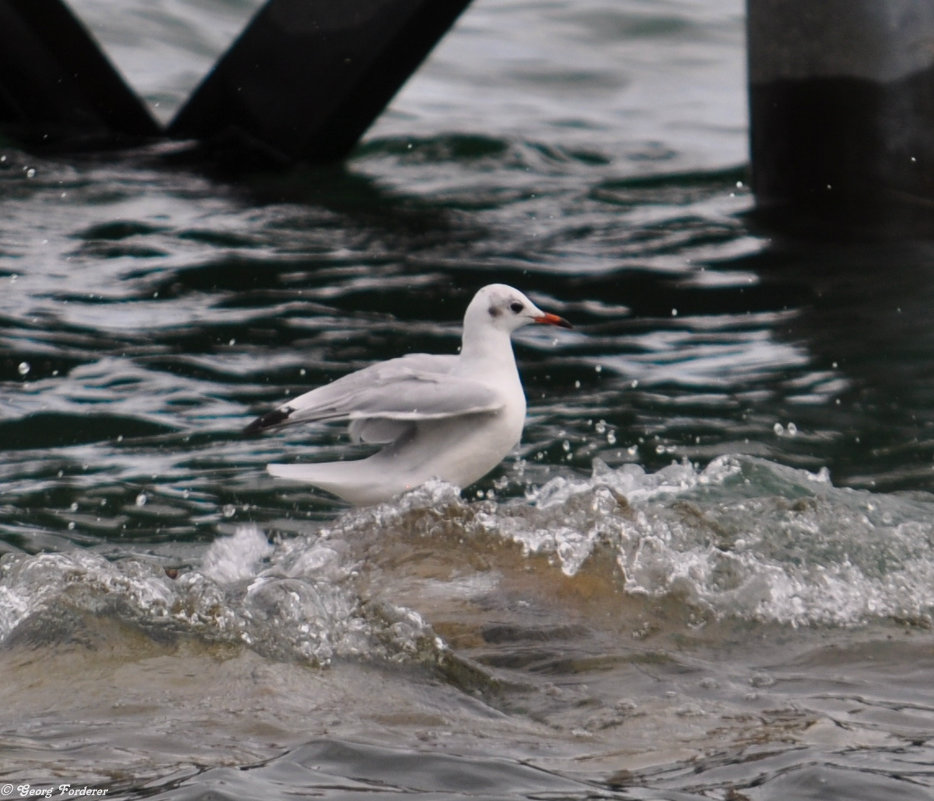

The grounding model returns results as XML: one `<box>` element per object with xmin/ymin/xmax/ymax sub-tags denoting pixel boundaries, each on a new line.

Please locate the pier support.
<box><xmin>747</xmin><ymin>0</ymin><xmax>934</xmax><ymax>220</ymax></box>
<box><xmin>169</xmin><ymin>0</ymin><xmax>474</xmax><ymax>164</ymax></box>
<box><xmin>8</xmin><ymin>0</ymin><xmax>934</xmax><ymax>209</ymax></box>
<box><xmin>0</xmin><ymin>0</ymin><xmax>159</xmax><ymax>148</ymax></box>
<box><xmin>0</xmin><ymin>0</ymin><xmax>472</xmax><ymax>164</ymax></box>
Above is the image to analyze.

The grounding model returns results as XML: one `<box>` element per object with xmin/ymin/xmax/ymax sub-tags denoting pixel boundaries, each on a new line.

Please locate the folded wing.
<box><xmin>243</xmin><ymin>353</ymin><xmax>503</xmax><ymax>439</ymax></box>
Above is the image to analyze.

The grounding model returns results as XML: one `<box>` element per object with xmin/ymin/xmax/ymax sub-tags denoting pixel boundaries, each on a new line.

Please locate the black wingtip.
<box><xmin>243</xmin><ymin>406</ymin><xmax>293</xmax><ymax>436</ymax></box>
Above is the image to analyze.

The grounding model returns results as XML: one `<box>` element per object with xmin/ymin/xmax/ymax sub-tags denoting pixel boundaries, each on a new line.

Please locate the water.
<box><xmin>2</xmin><ymin>1</ymin><xmax>934</xmax><ymax>799</ymax></box>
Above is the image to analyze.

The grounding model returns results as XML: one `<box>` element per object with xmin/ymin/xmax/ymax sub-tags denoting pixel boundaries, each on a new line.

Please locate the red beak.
<box><xmin>533</xmin><ymin>312</ymin><xmax>573</xmax><ymax>329</ymax></box>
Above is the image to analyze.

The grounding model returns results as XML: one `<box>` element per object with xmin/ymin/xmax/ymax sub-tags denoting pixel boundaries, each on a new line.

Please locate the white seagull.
<box><xmin>244</xmin><ymin>283</ymin><xmax>572</xmax><ymax>505</ymax></box>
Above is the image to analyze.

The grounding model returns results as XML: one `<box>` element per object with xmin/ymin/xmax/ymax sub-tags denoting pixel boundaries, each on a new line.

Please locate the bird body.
<box><xmin>245</xmin><ymin>284</ymin><xmax>571</xmax><ymax>504</ymax></box>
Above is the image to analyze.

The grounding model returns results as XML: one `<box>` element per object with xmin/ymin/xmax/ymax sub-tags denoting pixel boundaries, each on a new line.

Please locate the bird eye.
<box><xmin>509</xmin><ymin>301</ymin><xmax>524</xmax><ymax>313</ymax></box>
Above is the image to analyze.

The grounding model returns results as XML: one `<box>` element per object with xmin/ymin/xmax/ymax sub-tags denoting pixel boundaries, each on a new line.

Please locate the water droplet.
<box><xmin>135</xmin><ymin>492</ymin><xmax>148</xmax><ymax>507</ymax></box>
<box><xmin>671</xmin><ymin>308</ymin><xmax>678</xmax><ymax>317</ymax></box>
<box><xmin>773</xmin><ymin>422</ymin><xmax>784</xmax><ymax>436</ymax></box>
<box><xmin>69</xmin><ymin>502</ymin><xmax>78</xmax><ymax>512</ymax></box>
<box><xmin>17</xmin><ymin>361</ymin><xmax>30</xmax><ymax>376</ymax></box>
<box><xmin>607</xmin><ymin>431</ymin><xmax>617</xmax><ymax>445</ymax></box>
<box><xmin>595</xmin><ymin>419</ymin><xmax>607</xmax><ymax>435</ymax></box>
<box><xmin>222</xmin><ymin>504</ymin><xmax>237</xmax><ymax>518</ymax></box>
<box><xmin>750</xmin><ymin>672</ymin><xmax>775</xmax><ymax>689</ymax></box>
<box><xmin>562</xmin><ymin>439</ymin><xmax>571</xmax><ymax>452</ymax></box>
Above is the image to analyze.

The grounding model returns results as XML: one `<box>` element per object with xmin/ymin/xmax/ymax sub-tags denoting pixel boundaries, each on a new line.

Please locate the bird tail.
<box><xmin>267</xmin><ymin>462</ymin><xmax>335</xmax><ymax>482</ymax></box>
<box><xmin>266</xmin><ymin>460</ymin><xmax>397</xmax><ymax>506</ymax></box>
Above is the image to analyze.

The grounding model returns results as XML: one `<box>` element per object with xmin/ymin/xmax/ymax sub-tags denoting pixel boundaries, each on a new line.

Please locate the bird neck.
<box><xmin>459</xmin><ymin>325</ymin><xmax>516</xmax><ymax>369</ymax></box>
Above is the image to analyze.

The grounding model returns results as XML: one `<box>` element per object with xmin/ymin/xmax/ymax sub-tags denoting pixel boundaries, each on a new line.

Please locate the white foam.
<box><xmin>3</xmin><ymin>456</ymin><xmax>934</xmax><ymax>651</ymax></box>
<box><xmin>201</xmin><ymin>525</ymin><xmax>274</xmax><ymax>585</ymax></box>
<box><xmin>499</xmin><ymin>456</ymin><xmax>934</xmax><ymax>626</ymax></box>
<box><xmin>0</xmin><ymin>524</ymin><xmax>437</xmax><ymax>667</ymax></box>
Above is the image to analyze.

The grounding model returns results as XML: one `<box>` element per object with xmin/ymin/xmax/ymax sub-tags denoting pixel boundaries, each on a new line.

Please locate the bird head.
<box><xmin>466</xmin><ymin>283</ymin><xmax>572</xmax><ymax>335</ymax></box>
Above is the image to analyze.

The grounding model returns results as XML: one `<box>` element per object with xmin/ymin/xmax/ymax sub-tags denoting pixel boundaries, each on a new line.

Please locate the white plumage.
<box><xmin>244</xmin><ymin>284</ymin><xmax>571</xmax><ymax>504</ymax></box>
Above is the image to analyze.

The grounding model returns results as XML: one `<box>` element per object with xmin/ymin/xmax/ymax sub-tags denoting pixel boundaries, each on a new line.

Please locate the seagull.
<box><xmin>244</xmin><ymin>284</ymin><xmax>572</xmax><ymax>505</ymax></box>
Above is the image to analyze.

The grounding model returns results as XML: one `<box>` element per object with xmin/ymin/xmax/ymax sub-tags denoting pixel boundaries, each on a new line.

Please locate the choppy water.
<box><xmin>3</xmin><ymin>1</ymin><xmax>934</xmax><ymax>799</ymax></box>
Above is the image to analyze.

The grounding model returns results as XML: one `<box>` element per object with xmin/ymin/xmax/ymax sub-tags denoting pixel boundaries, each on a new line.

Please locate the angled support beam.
<box><xmin>0</xmin><ymin>0</ymin><xmax>159</xmax><ymax>146</ymax></box>
<box><xmin>168</xmin><ymin>0</ymin><xmax>475</xmax><ymax>164</ymax></box>
<box><xmin>0</xmin><ymin>0</ymin><xmax>473</xmax><ymax>165</ymax></box>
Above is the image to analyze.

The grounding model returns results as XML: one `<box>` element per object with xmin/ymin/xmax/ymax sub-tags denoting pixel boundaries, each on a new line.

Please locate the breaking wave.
<box><xmin>3</xmin><ymin>456</ymin><xmax>934</xmax><ymax>664</ymax></box>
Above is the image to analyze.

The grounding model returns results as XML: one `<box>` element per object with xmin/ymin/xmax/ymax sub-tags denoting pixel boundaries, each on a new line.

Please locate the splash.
<box><xmin>291</xmin><ymin>456</ymin><xmax>934</xmax><ymax>628</ymax></box>
<box><xmin>2</xmin><ymin>456</ymin><xmax>934</xmax><ymax>658</ymax></box>
<box><xmin>496</xmin><ymin>456</ymin><xmax>934</xmax><ymax>627</ymax></box>
<box><xmin>0</xmin><ymin>525</ymin><xmax>435</xmax><ymax>666</ymax></box>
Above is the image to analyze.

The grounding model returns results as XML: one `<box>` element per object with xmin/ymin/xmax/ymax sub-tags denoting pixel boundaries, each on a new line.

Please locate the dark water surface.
<box><xmin>3</xmin><ymin>1</ymin><xmax>934</xmax><ymax>799</ymax></box>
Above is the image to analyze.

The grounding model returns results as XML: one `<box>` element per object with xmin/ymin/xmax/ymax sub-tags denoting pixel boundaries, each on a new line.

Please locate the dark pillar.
<box><xmin>747</xmin><ymin>0</ymin><xmax>934</xmax><ymax>221</ymax></box>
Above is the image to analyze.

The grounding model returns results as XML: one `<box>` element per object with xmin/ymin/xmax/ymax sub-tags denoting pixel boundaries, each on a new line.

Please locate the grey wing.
<box><xmin>244</xmin><ymin>353</ymin><xmax>502</xmax><ymax>438</ymax></box>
